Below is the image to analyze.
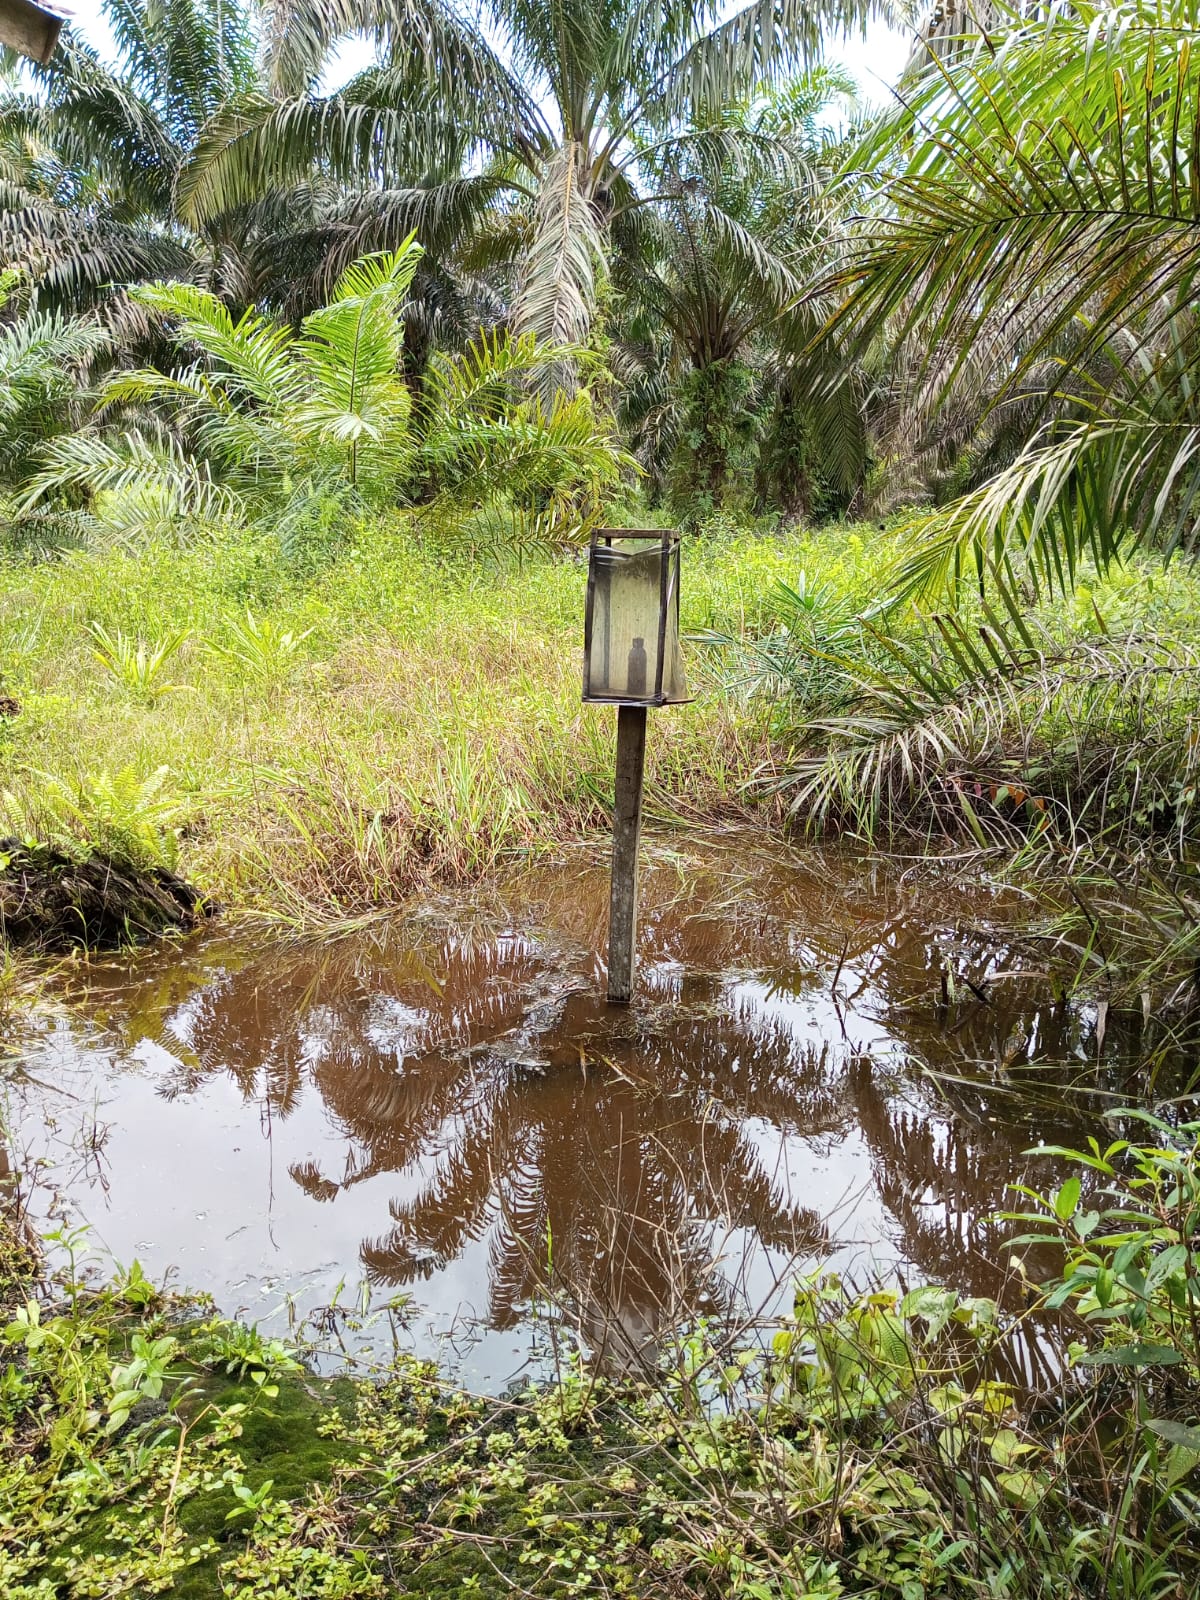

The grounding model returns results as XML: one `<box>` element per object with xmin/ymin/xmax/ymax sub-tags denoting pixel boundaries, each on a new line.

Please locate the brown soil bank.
<box><xmin>0</xmin><ymin>839</ymin><xmax>212</xmax><ymax>951</ymax></box>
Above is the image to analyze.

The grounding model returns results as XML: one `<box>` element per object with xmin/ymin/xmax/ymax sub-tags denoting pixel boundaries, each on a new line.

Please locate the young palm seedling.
<box><xmin>204</xmin><ymin>607</ymin><xmax>313</xmax><ymax>682</ymax></box>
<box><xmin>88</xmin><ymin>621</ymin><xmax>189</xmax><ymax>702</ymax></box>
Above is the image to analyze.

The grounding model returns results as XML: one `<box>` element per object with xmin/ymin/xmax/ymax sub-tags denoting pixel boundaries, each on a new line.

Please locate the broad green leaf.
<box><xmin>1053</xmin><ymin>1177</ymin><xmax>1082</xmax><ymax>1221</ymax></box>
<box><xmin>1148</xmin><ymin>1419</ymin><xmax>1200</xmax><ymax>1450</ymax></box>
<box><xmin>988</xmin><ymin>1428</ymin><xmax>1037</xmax><ymax>1467</ymax></box>
<box><xmin>998</xmin><ymin>1468</ymin><xmax>1045</xmax><ymax>1508</ymax></box>
<box><xmin>1076</xmin><ymin>1344</ymin><xmax>1183</xmax><ymax>1368</ymax></box>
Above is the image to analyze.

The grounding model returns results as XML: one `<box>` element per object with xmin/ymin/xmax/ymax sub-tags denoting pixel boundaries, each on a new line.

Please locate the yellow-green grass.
<box><xmin>7</xmin><ymin>511</ymin><xmax>1196</xmax><ymax>925</ymax></box>
<box><xmin>0</xmin><ymin>516</ymin><xmax>861</xmax><ymax>922</ymax></box>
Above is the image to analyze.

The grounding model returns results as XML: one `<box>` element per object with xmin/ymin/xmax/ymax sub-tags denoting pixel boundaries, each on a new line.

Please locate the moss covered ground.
<box><xmin>4</xmin><ymin>1196</ymin><xmax>1200</xmax><ymax>1600</ymax></box>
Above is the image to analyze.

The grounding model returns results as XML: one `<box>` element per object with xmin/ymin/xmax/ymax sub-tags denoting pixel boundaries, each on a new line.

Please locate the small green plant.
<box><xmin>87</xmin><ymin>621</ymin><xmax>189</xmax><ymax>701</ymax></box>
<box><xmin>28</xmin><ymin>763</ymin><xmax>184</xmax><ymax>870</ymax></box>
<box><xmin>2</xmin><ymin>1212</ymin><xmax>1198</xmax><ymax>1600</ymax></box>
<box><xmin>1006</xmin><ymin>1116</ymin><xmax>1200</xmax><ymax>1381</ymax></box>
<box><xmin>225</xmin><ymin>1476</ymin><xmax>276</xmax><ymax>1523</ymax></box>
<box><xmin>114</xmin><ymin>1257</ymin><xmax>160</xmax><ymax>1309</ymax></box>
<box><xmin>204</xmin><ymin>606</ymin><xmax>314</xmax><ymax>680</ymax></box>
<box><xmin>199</xmin><ymin>1319</ymin><xmax>303</xmax><ymax>1390</ymax></box>
<box><xmin>107</xmin><ymin>1331</ymin><xmax>178</xmax><ymax>1433</ymax></box>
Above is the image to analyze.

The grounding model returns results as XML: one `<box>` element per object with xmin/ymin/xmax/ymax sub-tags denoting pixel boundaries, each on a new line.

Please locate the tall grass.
<box><xmin>0</xmin><ymin>514</ymin><xmax>816</xmax><ymax>921</ymax></box>
<box><xmin>11</xmin><ymin>510</ymin><xmax>1199</xmax><ymax>935</ymax></box>
<box><xmin>699</xmin><ymin>553</ymin><xmax>1200</xmax><ymax>853</ymax></box>
<box><xmin>695</xmin><ymin>547</ymin><xmax>1200</xmax><ymax>1017</ymax></box>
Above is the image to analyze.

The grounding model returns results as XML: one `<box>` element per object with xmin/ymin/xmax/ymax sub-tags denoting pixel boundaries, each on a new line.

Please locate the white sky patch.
<box><xmin>49</xmin><ymin>0</ymin><xmax>116</xmax><ymax>60</ymax></box>
<box><xmin>832</xmin><ymin>19</ymin><xmax>913</xmax><ymax>106</ymax></box>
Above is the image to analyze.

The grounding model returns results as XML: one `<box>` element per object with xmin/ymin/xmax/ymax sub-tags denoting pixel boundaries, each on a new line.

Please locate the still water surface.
<box><xmin>6</xmin><ymin>836</ymin><xmax>1146</xmax><ymax>1386</ymax></box>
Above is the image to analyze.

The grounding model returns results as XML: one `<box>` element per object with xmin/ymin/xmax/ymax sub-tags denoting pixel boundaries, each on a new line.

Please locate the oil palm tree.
<box><xmin>823</xmin><ymin>0</ymin><xmax>1200</xmax><ymax>594</ymax></box>
<box><xmin>614</xmin><ymin>68</ymin><xmax>869</xmax><ymax>518</ymax></box>
<box><xmin>180</xmin><ymin>0</ymin><xmax>893</xmax><ymax>359</ymax></box>
<box><xmin>0</xmin><ymin>270</ymin><xmax>107</xmax><ymax>490</ymax></box>
<box><xmin>24</xmin><ymin>239</ymin><xmax>626</xmax><ymax>539</ymax></box>
<box><xmin>0</xmin><ymin>0</ymin><xmax>271</xmax><ymax>319</ymax></box>
<box><xmin>0</xmin><ymin>0</ymin><xmax>480</xmax><ymax>342</ymax></box>
<box><xmin>0</xmin><ymin>268</ymin><xmax>108</xmax><ymax>552</ymax></box>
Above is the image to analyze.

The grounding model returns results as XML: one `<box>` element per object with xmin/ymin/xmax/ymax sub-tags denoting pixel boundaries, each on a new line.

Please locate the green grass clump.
<box><xmin>0</xmin><ymin>513</ymin><xmax>816</xmax><ymax>922</ymax></box>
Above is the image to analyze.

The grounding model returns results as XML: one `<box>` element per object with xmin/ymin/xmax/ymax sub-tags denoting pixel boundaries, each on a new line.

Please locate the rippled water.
<box><xmin>4</xmin><ymin>834</ymin><xmax>1157</xmax><ymax>1386</ymax></box>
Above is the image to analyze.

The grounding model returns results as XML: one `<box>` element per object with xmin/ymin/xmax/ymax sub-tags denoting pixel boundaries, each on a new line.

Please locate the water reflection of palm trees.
<box><xmin>341</xmin><ymin>986</ymin><xmax>838</xmax><ymax>1332</ymax></box>
<box><xmin>49</xmin><ymin>841</ymin><xmax>1154</xmax><ymax>1352</ymax></box>
<box><xmin>123</xmin><ymin>926</ymin><xmax>844</xmax><ymax>1351</ymax></box>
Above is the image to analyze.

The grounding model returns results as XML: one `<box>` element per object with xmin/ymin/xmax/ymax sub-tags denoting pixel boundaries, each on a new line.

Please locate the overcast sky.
<box><xmin>58</xmin><ymin>0</ymin><xmax>913</xmax><ymax>104</ymax></box>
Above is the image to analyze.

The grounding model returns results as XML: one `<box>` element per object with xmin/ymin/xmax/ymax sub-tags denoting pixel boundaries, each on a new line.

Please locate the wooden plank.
<box><xmin>0</xmin><ymin>0</ymin><xmax>63</xmax><ymax>64</ymax></box>
<box><xmin>607</xmin><ymin>704</ymin><xmax>647</xmax><ymax>1004</ymax></box>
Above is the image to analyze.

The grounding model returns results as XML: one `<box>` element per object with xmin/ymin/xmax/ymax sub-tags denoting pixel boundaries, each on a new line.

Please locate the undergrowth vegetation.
<box><xmin>5</xmin><ymin>1116</ymin><xmax>1200</xmax><ymax>1598</ymax></box>
<box><xmin>6</xmin><ymin>512</ymin><xmax>1200</xmax><ymax>940</ymax></box>
<box><xmin>699</xmin><ymin>543</ymin><xmax>1200</xmax><ymax>1013</ymax></box>
<box><xmin>725</xmin><ymin>561</ymin><xmax>1200</xmax><ymax>855</ymax></box>
<box><xmin>26</xmin><ymin>240</ymin><xmax>624</xmax><ymax>548</ymax></box>
<box><xmin>0</xmin><ymin>514</ymin><xmax>816</xmax><ymax>923</ymax></box>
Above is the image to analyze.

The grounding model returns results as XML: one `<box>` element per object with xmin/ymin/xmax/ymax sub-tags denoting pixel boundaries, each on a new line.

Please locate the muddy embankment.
<box><xmin>0</xmin><ymin>838</ymin><xmax>213</xmax><ymax>951</ymax></box>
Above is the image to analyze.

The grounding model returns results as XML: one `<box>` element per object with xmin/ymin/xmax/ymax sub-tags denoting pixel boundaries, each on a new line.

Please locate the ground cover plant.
<box><xmin>0</xmin><ymin>513</ymin><xmax>819</xmax><ymax>925</ymax></box>
<box><xmin>2</xmin><ymin>1113</ymin><xmax>1200</xmax><ymax>1599</ymax></box>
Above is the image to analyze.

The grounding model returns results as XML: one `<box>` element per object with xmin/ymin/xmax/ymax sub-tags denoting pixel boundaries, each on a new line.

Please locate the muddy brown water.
<box><xmin>2</xmin><ymin>835</ymin><xmax>1169</xmax><ymax>1387</ymax></box>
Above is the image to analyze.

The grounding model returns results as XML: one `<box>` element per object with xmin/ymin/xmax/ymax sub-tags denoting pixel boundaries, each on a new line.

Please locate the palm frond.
<box><xmin>300</xmin><ymin>176</ymin><xmax>508</xmax><ymax>293</ymax></box>
<box><xmin>651</xmin><ymin>0</ymin><xmax>880</xmax><ymax>121</ymax></box>
<box><xmin>103</xmin><ymin>0</ymin><xmax>257</xmax><ymax>130</ymax></box>
<box><xmin>2</xmin><ymin>209</ymin><xmax>201</xmax><ymax>315</ymax></box>
<box><xmin>773</xmin><ymin>596</ymin><xmax>1200</xmax><ymax>859</ymax></box>
<box><xmin>0</xmin><ymin>305</ymin><xmax>107</xmax><ymax>401</ymax></box>
<box><xmin>258</xmin><ymin>0</ymin><xmax>525</xmax><ymax>103</ymax></box>
<box><xmin>895</xmin><ymin>407</ymin><xmax>1200</xmax><ymax>599</ymax></box>
<box><xmin>829</xmin><ymin>6</ymin><xmax>1200</xmax><ymax>402</ymax></box>
<box><xmin>295</xmin><ymin>239</ymin><xmax>421</xmax><ymax>486</ymax></box>
<box><xmin>424</xmin><ymin>328</ymin><xmax>586</xmax><ymax>420</ymax></box>
<box><xmin>512</xmin><ymin>141</ymin><xmax>605</xmax><ymax>363</ymax></box>
<box><xmin>131</xmin><ymin>281</ymin><xmax>304</xmax><ymax>409</ymax></box>
<box><xmin>0</xmin><ymin>295</ymin><xmax>107</xmax><ymax>486</ymax></box>
<box><xmin>815</xmin><ymin>2</ymin><xmax>1200</xmax><ymax>588</ymax></box>
<box><xmin>423</xmin><ymin>388</ymin><xmax>630</xmax><ymax>526</ymax></box>
<box><xmin>23</xmin><ymin>426</ymin><xmax>246</xmax><ymax>537</ymax></box>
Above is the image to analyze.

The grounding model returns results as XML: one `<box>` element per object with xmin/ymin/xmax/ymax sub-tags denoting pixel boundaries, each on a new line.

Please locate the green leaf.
<box><xmin>1148</xmin><ymin>1419</ymin><xmax>1200</xmax><ymax>1450</ymax></box>
<box><xmin>988</xmin><ymin>1428</ymin><xmax>1036</xmax><ymax>1467</ymax></box>
<box><xmin>1076</xmin><ymin>1344</ymin><xmax>1183</xmax><ymax>1368</ymax></box>
<box><xmin>1146</xmin><ymin>1244</ymin><xmax>1189</xmax><ymax>1288</ymax></box>
<box><xmin>1113</xmin><ymin>1240</ymin><xmax>1144</xmax><ymax>1274</ymax></box>
<box><xmin>934</xmin><ymin>1539</ymin><xmax>972</xmax><ymax>1568</ymax></box>
<box><xmin>1053</xmin><ymin>1177</ymin><xmax>1082</xmax><ymax>1222</ymax></box>
<box><xmin>997</xmin><ymin>1468</ymin><xmax>1045</xmax><ymax>1508</ymax></box>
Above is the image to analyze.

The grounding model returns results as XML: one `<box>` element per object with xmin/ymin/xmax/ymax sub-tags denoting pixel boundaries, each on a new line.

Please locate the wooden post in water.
<box><xmin>607</xmin><ymin>704</ymin><xmax>647</xmax><ymax>1004</ymax></box>
<box><xmin>582</xmin><ymin>530</ymin><xmax>688</xmax><ymax>1005</ymax></box>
